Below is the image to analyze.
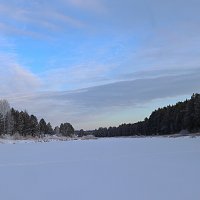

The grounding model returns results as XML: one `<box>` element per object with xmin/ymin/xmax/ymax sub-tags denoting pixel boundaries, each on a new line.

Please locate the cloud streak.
<box><xmin>1</xmin><ymin>0</ymin><xmax>200</xmax><ymax>129</ymax></box>
<box><xmin>9</xmin><ymin>67</ymin><xmax>200</xmax><ymax>129</ymax></box>
<box><xmin>0</xmin><ymin>1</ymin><xmax>85</xmax><ymax>38</ymax></box>
<box><xmin>0</xmin><ymin>37</ymin><xmax>41</xmax><ymax>96</ymax></box>
<box><xmin>66</xmin><ymin>0</ymin><xmax>106</xmax><ymax>13</ymax></box>
<box><xmin>42</xmin><ymin>62</ymin><xmax>117</xmax><ymax>90</ymax></box>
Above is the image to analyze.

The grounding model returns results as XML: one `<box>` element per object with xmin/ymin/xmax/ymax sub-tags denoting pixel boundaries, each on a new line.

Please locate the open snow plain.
<box><xmin>0</xmin><ymin>137</ymin><xmax>200</xmax><ymax>200</ymax></box>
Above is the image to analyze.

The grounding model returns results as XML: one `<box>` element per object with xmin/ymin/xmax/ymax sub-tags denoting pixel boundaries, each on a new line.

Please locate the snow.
<box><xmin>0</xmin><ymin>137</ymin><xmax>200</xmax><ymax>200</ymax></box>
<box><xmin>0</xmin><ymin>134</ymin><xmax>78</xmax><ymax>144</ymax></box>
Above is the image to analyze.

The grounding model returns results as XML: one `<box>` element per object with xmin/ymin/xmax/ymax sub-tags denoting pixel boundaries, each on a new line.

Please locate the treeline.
<box><xmin>78</xmin><ymin>93</ymin><xmax>200</xmax><ymax>137</ymax></box>
<box><xmin>0</xmin><ymin>100</ymin><xmax>74</xmax><ymax>137</ymax></box>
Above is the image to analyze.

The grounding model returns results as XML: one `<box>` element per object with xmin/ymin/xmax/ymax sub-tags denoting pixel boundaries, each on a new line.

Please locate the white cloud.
<box><xmin>0</xmin><ymin>1</ymin><xmax>85</xmax><ymax>38</ymax></box>
<box><xmin>9</xmin><ymin>67</ymin><xmax>200</xmax><ymax>129</ymax></box>
<box><xmin>42</xmin><ymin>62</ymin><xmax>117</xmax><ymax>90</ymax></box>
<box><xmin>0</xmin><ymin>65</ymin><xmax>41</xmax><ymax>97</ymax></box>
<box><xmin>1</xmin><ymin>0</ymin><xmax>200</xmax><ymax>130</ymax></box>
<box><xmin>0</xmin><ymin>39</ymin><xmax>41</xmax><ymax>96</ymax></box>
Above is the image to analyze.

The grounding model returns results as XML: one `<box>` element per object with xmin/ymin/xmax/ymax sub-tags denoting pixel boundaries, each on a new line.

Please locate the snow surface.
<box><xmin>0</xmin><ymin>137</ymin><xmax>200</xmax><ymax>200</ymax></box>
<box><xmin>0</xmin><ymin>134</ymin><xmax>79</xmax><ymax>144</ymax></box>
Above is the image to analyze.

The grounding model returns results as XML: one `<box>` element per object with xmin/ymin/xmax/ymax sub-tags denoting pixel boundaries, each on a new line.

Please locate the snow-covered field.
<box><xmin>0</xmin><ymin>137</ymin><xmax>200</xmax><ymax>200</ymax></box>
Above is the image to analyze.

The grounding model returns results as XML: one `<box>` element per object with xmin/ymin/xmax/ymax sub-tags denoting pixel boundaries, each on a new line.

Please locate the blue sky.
<box><xmin>0</xmin><ymin>0</ymin><xmax>200</xmax><ymax>129</ymax></box>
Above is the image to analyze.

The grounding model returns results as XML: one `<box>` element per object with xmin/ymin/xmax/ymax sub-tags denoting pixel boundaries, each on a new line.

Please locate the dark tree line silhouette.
<box><xmin>1</xmin><ymin>93</ymin><xmax>200</xmax><ymax>138</ymax></box>
<box><xmin>0</xmin><ymin>100</ymin><xmax>74</xmax><ymax>137</ymax></box>
<box><xmin>78</xmin><ymin>94</ymin><xmax>200</xmax><ymax>137</ymax></box>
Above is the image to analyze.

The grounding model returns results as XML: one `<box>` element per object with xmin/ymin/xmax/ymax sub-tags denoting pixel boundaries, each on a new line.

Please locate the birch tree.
<box><xmin>0</xmin><ymin>99</ymin><xmax>11</xmax><ymax>134</ymax></box>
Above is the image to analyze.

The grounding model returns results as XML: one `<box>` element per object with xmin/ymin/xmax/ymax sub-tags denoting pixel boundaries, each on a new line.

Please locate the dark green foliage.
<box><xmin>0</xmin><ymin>100</ymin><xmax>75</xmax><ymax>137</ymax></box>
<box><xmin>39</xmin><ymin>118</ymin><xmax>47</xmax><ymax>135</ymax></box>
<box><xmin>60</xmin><ymin>123</ymin><xmax>74</xmax><ymax>137</ymax></box>
<box><xmin>46</xmin><ymin>122</ymin><xmax>54</xmax><ymax>135</ymax></box>
<box><xmin>2</xmin><ymin>107</ymin><xmax>74</xmax><ymax>137</ymax></box>
<box><xmin>0</xmin><ymin>113</ymin><xmax>4</xmax><ymax>135</ymax></box>
<box><xmin>194</xmin><ymin>94</ymin><xmax>200</xmax><ymax>130</ymax></box>
<box><xmin>30</xmin><ymin>115</ymin><xmax>39</xmax><ymax>136</ymax></box>
<box><xmin>80</xmin><ymin>93</ymin><xmax>200</xmax><ymax>137</ymax></box>
<box><xmin>77</xmin><ymin>129</ymin><xmax>84</xmax><ymax>137</ymax></box>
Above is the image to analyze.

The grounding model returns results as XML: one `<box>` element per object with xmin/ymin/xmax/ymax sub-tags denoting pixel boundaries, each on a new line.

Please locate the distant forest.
<box><xmin>78</xmin><ymin>93</ymin><xmax>200</xmax><ymax>137</ymax></box>
<box><xmin>0</xmin><ymin>100</ymin><xmax>74</xmax><ymax>137</ymax></box>
<box><xmin>1</xmin><ymin>93</ymin><xmax>200</xmax><ymax>138</ymax></box>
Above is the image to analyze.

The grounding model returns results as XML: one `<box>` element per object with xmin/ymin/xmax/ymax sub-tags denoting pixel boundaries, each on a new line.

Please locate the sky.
<box><xmin>0</xmin><ymin>0</ymin><xmax>200</xmax><ymax>130</ymax></box>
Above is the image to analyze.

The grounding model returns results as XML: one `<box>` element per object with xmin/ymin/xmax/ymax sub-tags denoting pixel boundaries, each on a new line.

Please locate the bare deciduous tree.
<box><xmin>0</xmin><ymin>99</ymin><xmax>11</xmax><ymax>134</ymax></box>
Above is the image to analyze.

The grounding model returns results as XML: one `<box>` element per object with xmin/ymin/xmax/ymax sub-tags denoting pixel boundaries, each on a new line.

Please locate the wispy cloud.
<box><xmin>0</xmin><ymin>1</ymin><xmax>85</xmax><ymax>38</ymax></box>
<box><xmin>66</xmin><ymin>0</ymin><xmax>106</xmax><ymax>13</ymax></box>
<box><xmin>9</xmin><ymin>67</ymin><xmax>200</xmax><ymax>129</ymax></box>
<box><xmin>42</xmin><ymin>62</ymin><xmax>116</xmax><ymax>90</ymax></box>
<box><xmin>1</xmin><ymin>0</ymin><xmax>200</xmax><ymax>129</ymax></box>
<box><xmin>0</xmin><ymin>59</ymin><xmax>41</xmax><ymax>96</ymax></box>
<box><xmin>0</xmin><ymin>37</ymin><xmax>41</xmax><ymax>96</ymax></box>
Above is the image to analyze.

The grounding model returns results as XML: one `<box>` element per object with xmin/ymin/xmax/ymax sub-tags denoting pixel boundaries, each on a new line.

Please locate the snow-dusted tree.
<box><xmin>39</xmin><ymin>118</ymin><xmax>47</xmax><ymax>136</ymax></box>
<box><xmin>5</xmin><ymin>112</ymin><xmax>14</xmax><ymax>135</ymax></box>
<box><xmin>46</xmin><ymin>122</ymin><xmax>53</xmax><ymax>135</ymax></box>
<box><xmin>60</xmin><ymin>123</ymin><xmax>74</xmax><ymax>137</ymax></box>
<box><xmin>17</xmin><ymin>112</ymin><xmax>24</xmax><ymax>135</ymax></box>
<box><xmin>54</xmin><ymin>126</ymin><xmax>60</xmax><ymax>135</ymax></box>
<box><xmin>30</xmin><ymin>115</ymin><xmax>39</xmax><ymax>137</ymax></box>
<box><xmin>0</xmin><ymin>100</ymin><xmax>10</xmax><ymax>117</ymax></box>
<box><xmin>0</xmin><ymin>99</ymin><xmax>11</xmax><ymax>134</ymax></box>
<box><xmin>0</xmin><ymin>113</ymin><xmax>4</xmax><ymax>135</ymax></box>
